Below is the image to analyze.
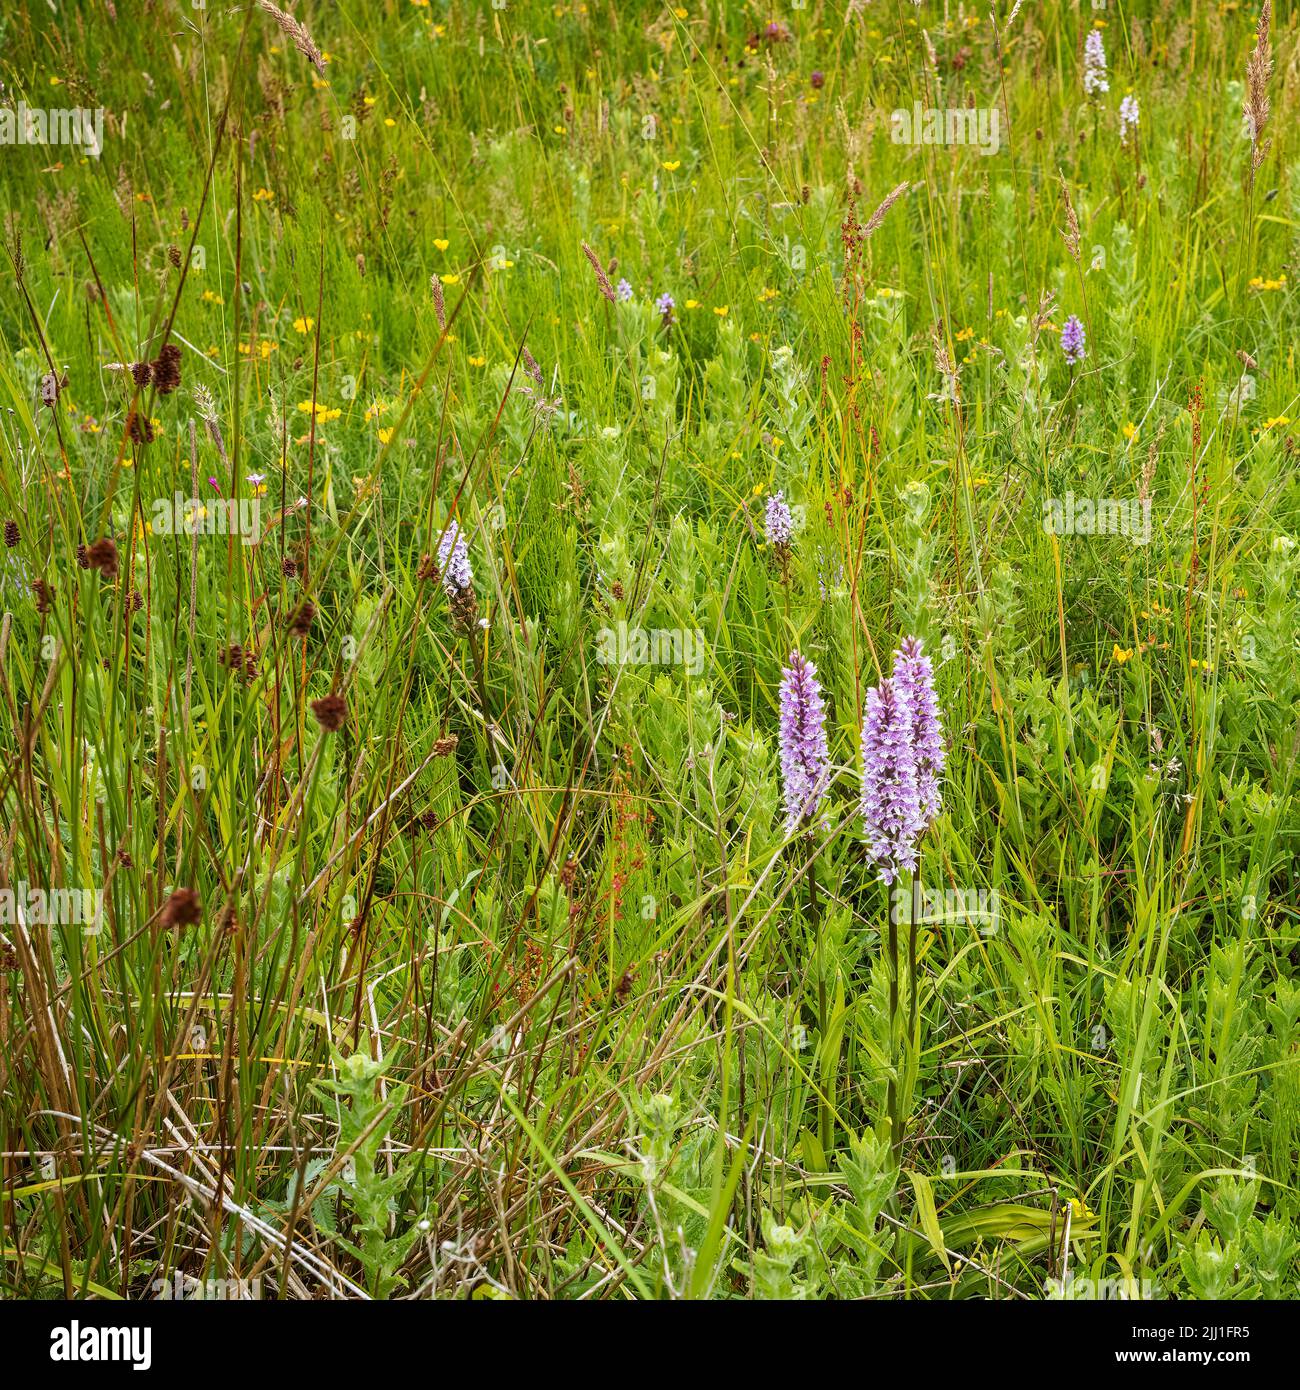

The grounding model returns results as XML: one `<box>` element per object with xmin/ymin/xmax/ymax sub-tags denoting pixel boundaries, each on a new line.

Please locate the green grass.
<box><xmin>0</xmin><ymin>0</ymin><xmax>1297</xmax><ymax>1300</ymax></box>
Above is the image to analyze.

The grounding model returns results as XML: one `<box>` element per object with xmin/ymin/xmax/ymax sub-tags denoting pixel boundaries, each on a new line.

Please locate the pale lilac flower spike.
<box><xmin>765</xmin><ymin>491</ymin><xmax>794</xmax><ymax>546</ymax></box>
<box><xmin>1083</xmin><ymin>28</ymin><xmax>1109</xmax><ymax>95</ymax></box>
<box><xmin>437</xmin><ymin>519</ymin><xmax>473</xmax><ymax>598</ymax></box>
<box><xmin>779</xmin><ymin>651</ymin><xmax>830</xmax><ymax>833</ymax></box>
<box><xmin>893</xmin><ymin>637</ymin><xmax>945</xmax><ymax>831</ymax></box>
<box><xmin>1119</xmin><ymin>94</ymin><xmax>1140</xmax><ymax>146</ymax></box>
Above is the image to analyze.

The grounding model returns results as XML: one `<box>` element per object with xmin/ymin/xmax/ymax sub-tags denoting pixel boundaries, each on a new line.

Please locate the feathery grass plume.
<box><xmin>257</xmin><ymin>1</ymin><xmax>327</xmax><ymax>77</ymax></box>
<box><xmin>930</xmin><ymin>324</ymin><xmax>961</xmax><ymax>405</ymax></box>
<box><xmin>1058</xmin><ymin>174</ymin><xmax>1081</xmax><ymax>263</ymax></box>
<box><xmin>778</xmin><ymin>651</ymin><xmax>830</xmax><ymax>833</ymax></box>
<box><xmin>430</xmin><ymin>274</ymin><xmax>446</xmax><ymax>332</ymax></box>
<box><xmin>193</xmin><ymin>383</ymin><xmax>230</xmax><ymax>468</ymax></box>
<box><xmin>581</xmin><ymin>241</ymin><xmax>618</xmax><ymax>303</ymax></box>
<box><xmin>1061</xmin><ymin>314</ymin><xmax>1086</xmax><ymax>364</ymax></box>
<box><xmin>1244</xmin><ymin>1</ymin><xmax>1272</xmax><ymax>174</ymax></box>
<box><xmin>863</xmin><ymin>180</ymin><xmax>909</xmax><ymax>238</ymax></box>
<box><xmin>521</xmin><ymin>345</ymin><xmax>544</xmax><ymax>388</ymax></box>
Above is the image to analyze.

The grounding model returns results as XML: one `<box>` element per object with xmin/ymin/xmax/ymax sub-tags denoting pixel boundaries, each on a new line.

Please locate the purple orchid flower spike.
<box><xmin>779</xmin><ymin>650</ymin><xmax>830</xmax><ymax>834</ymax></box>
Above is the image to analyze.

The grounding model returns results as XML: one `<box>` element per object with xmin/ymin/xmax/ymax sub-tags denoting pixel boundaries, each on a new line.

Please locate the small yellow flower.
<box><xmin>713</xmin><ymin>305</ymin><xmax>729</xmax><ymax>317</ymax></box>
<box><xmin>440</xmin><ymin>273</ymin><xmax>460</xmax><ymax>285</ymax></box>
<box><xmin>434</xmin><ymin>238</ymin><xmax>450</xmax><ymax>252</ymax></box>
<box><xmin>758</xmin><ymin>286</ymin><xmax>779</xmax><ymax>302</ymax></box>
<box><xmin>553</xmin><ymin>125</ymin><xmax>567</xmax><ymax>136</ymax></box>
<box><xmin>468</xmin><ymin>354</ymin><xmax>487</xmax><ymax>367</ymax></box>
<box><xmin>252</xmin><ymin>187</ymin><xmax>274</xmax><ymax>203</ymax></box>
<box><xmin>1190</xmin><ymin>658</ymin><xmax>1213</xmax><ymax>672</ymax></box>
<box><xmin>384</xmin><ymin>117</ymin><xmax>396</xmax><ymax>128</ymax></box>
<box><xmin>1122</xmin><ymin>421</ymin><xmax>1138</xmax><ymax>441</ymax></box>
<box><xmin>684</xmin><ymin>298</ymin><xmax>700</xmax><ymax>310</ymax></box>
<box><xmin>201</xmin><ymin>290</ymin><xmax>223</xmax><ymax>305</ymax></box>
<box><xmin>377</xmin><ymin>427</ymin><xmax>395</xmax><ymax>444</ymax></box>
<box><xmin>661</xmin><ymin>159</ymin><xmax>681</xmax><ymax>171</ymax></box>
<box><xmin>955</xmin><ymin>326</ymin><xmax>974</xmax><ymax>342</ymax></box>
<box><xmin>1112</xmin><ymin>644</ymin><xmax>1134</xmax><ymax>665</ymax></box>
<box><xmin>293</xmin><ymin>316</ymin><xmax>315</xmax><ymax>334</ymax></box>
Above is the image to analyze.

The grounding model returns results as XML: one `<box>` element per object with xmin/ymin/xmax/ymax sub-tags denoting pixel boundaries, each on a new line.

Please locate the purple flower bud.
<box><xmin>437</xmin><ymin>519</ymin><xmax>473</xmax><ymax>597</ymax></box>
<box><xmin>779</xmin><ymin>651</ymin><xmax>830</xmax><ymax>833</ymax></box>
<box><xmin>616</xmin><ymin>278</ymin><xmax>634</xmax><ymax>302</ymax></box>
<box><xmin>1061</xmin><ymin>315</ymin><xmax>1086</xmax><ymax>365</ymax></box>
<box><xmin>765</xmin><ymin>490</ymin><xmax>794</xmax><ymax>547</ymax></box>
<box><xmin>655</xmin><ymin>291</ymin><xmax>675</xmax><ymax>325</ymax></box>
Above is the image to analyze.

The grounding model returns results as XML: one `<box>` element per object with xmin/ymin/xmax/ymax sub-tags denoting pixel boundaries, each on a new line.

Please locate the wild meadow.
<box><xmin>0</xmin><ymin>0</ymin><xmax>1297</xmax><ymax>1304</ymax></box>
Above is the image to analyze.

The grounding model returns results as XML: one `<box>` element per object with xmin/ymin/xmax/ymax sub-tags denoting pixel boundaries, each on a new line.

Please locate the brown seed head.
<box><xmin>160</xmin><ymin>887</ymin><xmax>202</xmax><ymax>928</ymax></box>
<box><xmin>311</xmin><ymin>693</ymin><xmax>347</xmax><ymax>732</ymax></box>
